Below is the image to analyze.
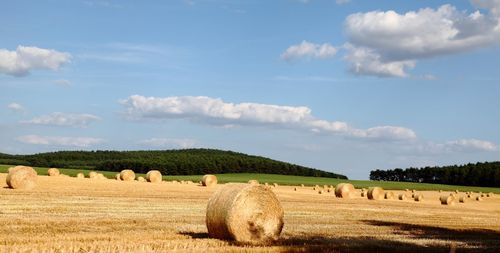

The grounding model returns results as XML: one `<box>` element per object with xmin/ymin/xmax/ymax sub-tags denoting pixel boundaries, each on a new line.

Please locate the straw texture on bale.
<box><xmin>367</xmin><ymin>187</ymin><xmax>384</xmax><ymax>200</ymax></box>
<box><xmin>398</xmin><ymin>194</ymin><xmax>407</xmax><ymax>200</ymax></box>
<box><xmin>137</xmin><ymin>176</ymin><xmax>146</xmax><ymax>182</ymax></box>
<box><xmin>6</xmin><ymin>166</ymin><xmax>38</xmax><ymax>190</ymax></box>
<box><xmin>334</xmin><ymin>183</ymin><xmax>355</xmax><ymax>198</ymax></box>
<box><xmin>146</xmin><ymin>170</ymin><xmax>162</xmax><ymax>183</ymax></box>
<box><xmin>248</xmin><ymin>180</ymin><xmax>259</xmax><ymax>185</ymax></box>
<box><xmin>47</xmin><ymin>168</ymin><xmax>60</xmax><ymax>176</ymax></box>
<box><xmin>384</xmin><ymin>191</ymin><xmax>395</xmax><ymax>200</ymax></box>
<box><xmin>120</xmin><ymin>170</ymin><xmax>135</xmax><ymax>181</ymax></box>
<box><xmin>206</xmin><ymin>183</ymin><xmax>284</xmax><ymax>244</ymax></box>
<box><xmin>89</xmin><ymin>171</ymin><xmax>98</xmax><ymax>179</ymax></box>
<box><xmin>440</xmin><ymin>195</ymin><xmax>455</xmax><ymax>205</ymax></box>
<box><xmin>202</xmin><ymin>174</ymin><xmax>217</xmax><ymax>187</ymax></box>
<box><xmin>414</xmin><ymin>194</ymin><xmax>423</xmax><ymax>202</ymax></box>
<box><xmin>76</xmin><ymin>173</ymin><xmax>85</xmax><ymax>179</ymax></box>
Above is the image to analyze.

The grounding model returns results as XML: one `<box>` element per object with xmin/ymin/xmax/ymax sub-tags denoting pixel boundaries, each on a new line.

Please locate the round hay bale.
<box><xmin>172</xmin><ymin>180</ymin><xmax>179</xmax><ymax>184</ymax></box>
<box><xmin>293</xmin><ymin>187</ymin><xmax>297</xmax><ymax>191</ymax></box>
<box><xmin>439</xmin><ymin>190</ymin><xmax>442</xmax><ymax>193</ymax></box>
<box><xmin>323</xmin><ymin>185</ymin><xmax>328</xmax><ymax>189</ymax></box>
<box><xmin>76</xmin><ymin>172</ymin><xmax>85</xmax><ymax>179</ymax></box>
<box><xmin>318</xmin><ymin>190</ymin><xmax>323</xmax><ymax>194</ymax></box>
<box><xmin>300</xmin><ymin>184</ymin><xmax>304</xmax><ymax>187</ymax></box>
<box><xmin>334</xmin><ymin>183</ymin><xmax>355</xmax><ymax>198</ymax></box>
<box><xmin>202</xmin><ymin>174</ymin><xmax>217</xmax><ymax>187</ymax></box>
<box><xmin>89</xmin><ymin>171</ymin><xmax>98</xmax><ymax>179</ymax></box>
<box><xmin>405</xmin><ymin>189</ymin><xmax>409</xmax><ymax>192</ymax></box>
<box><xmin>6</xmin><ymin>166</ymin><xmax>38</xmax><ymax>190</ymax></box>
<box><xmin>398</xmin><ymin>194</ymin><xmax>407</xmax><ymax>200</ymax></box>
<box><xmin>486</xmin><ymin>192</ymin><xmax>493</xmax><ymax>197</ymax></box>
<box><xmin>264</xmin><ymin>182</ymin><xmax>269</xmax><ymax>187</ymax></box>
<box><xmin>480</xmin><ymin>193</ymin><xmax>485</xmax><ymax>198</ymax></box>
<box><xmin>146</xmin><ymin>170</ymin><xmax>162</xmax><ymax>183</ymax></box>
<box><xmin>206</xmin><ymin>183</ymin><xmax>284</xmax><ymax>244</ymax></box>
<box><xmin>459</xmin><ymin>196</ymin><xmax>467</xmax><ymax>203</ymax></box>
<box><xmin>455</xmin><ymin>190</ymin><xmax>459</xmax><ymax>194</ymax></box>
<box><xmin>411</xmin><ymin>189</ymin><xmax>416</xmax><ymax>193</ymax></box>
<box><xmin>47</xmin><ymin>168</ymin><xmax>60</xmax><ymax>176</ymax></box>
<box><xmin>273</xmin><ymin>183</ymin><xmax>278</xmax><ymax>188</ymax></box>
<box><xmin>440</xmin><ymin>195</ymin><xmax>455</xmax><ymax>205</ymax></box>
<box><xmin>137</xmin><ymin>176</ymin><xmax>146</xmax><ymax>182</ymax></box>
<box><xmin>312</xmin><ymin>187</ymin><xmax>316</xmax><ymax>191</ymax></box>
<box><xmin>248</xmin><ymin>180</ymin><xmax>259</xmax><ymax>185</ymax></box>
<box><xmin>476</xmin><ymin>196</ymin><xmax>483</xmax><ymax>201</ymax></box>
<box><xmin>97</xmin><ymin>173</ymin><xmax>106</xmax><ymax>179</ymax></box>
<box><xmin>367</xmin><ymin>187</ymin><xmax>384</xmax><ymax>200</ymax></box>
<box><xmin>361</xmin><ymin>191</ymin><xmax>366</xmax><ymax>197</ymax></box>
<box><xmin>120</xmin><ymin>170</ymin><xmax>135</xmax><ymax>181</ymax></box>
<box><xmin>326</xmin><ymin>188</ymin><xmax>331</xmax><ymax>193</ymax></box>
<box><xmin>467</xmin><ymin>194</ymin><xmax>472</xmax><ymax>198</ymax></box>
<box><xmin>115</xmin><ymin>173</ymin><xmax>121</xmax><ymax>180</ymax></box>
<box><xmin>414</xmin><ymin>194</ymin><xmax>424</xmax><ymax>202</ymax></box>
<box><xmin>384</xmin><ymin>191</ymin><xmax>395</xmax><ymax>200</ymax></box>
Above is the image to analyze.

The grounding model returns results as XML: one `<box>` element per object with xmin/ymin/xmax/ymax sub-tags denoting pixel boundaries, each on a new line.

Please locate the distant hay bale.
<box><xmin>137</xmin><ymin>176</ymin><xmax>146</xmax><ymax>182</ymax></box>
<box><xmin>120</xmin><ymin>170</ymin><xmax>135</xmax><ymax>181</ymax></box>
<box><xmin>335</xmin><ymin>183</ymin><xmax>355</xmax><ymax>198</ymax></box>
<box><xmin>115</xmin><ymin>173</ymin><xmax>121</xmax><ymax>180</ymax></box>
<box><xmin>293</xmin><ymin>187</ymin><xmax>297</xmax><ymax>191</ymax></box>
<box><xmin>47</xmin><ymin>168</ymin><xmax>60</xmax><ymax>176</ymax></box>
<box><xmin>486</xmin><ymin>192</ymin><xmax>493</xmax><ymax>197</ymax></box>
<box><xmin>206</xmin><ymin>183</ymin><xmax>284</xmax><ymax>244</ymax></box>
<box><xmin>202</xmin><ymin>174</ymin><xmax>218</xmax><ymax>187</ymax></box>
<box><xmin>172</xmin><ymin>180</ymin><xmax>179</xmax><ymax>184</ymax></box>
<box><xmin>89</xmin><ymin>171</ymin><xmax>98</xmax><ymax>179</ymax></box>
<box><xmin>367</xmin><ymin>187</ymin><xmax>384</xmax><ymax>200</ymax></box>
<box><xmin>146</xmin><ymin>170</ymin><xmax>162</xmax><ymax>183</ymax></box>
<box><xmin>467</xmin><ymin>194</ymin><xmax>472</xmax><ymax>198</ymax></box>
<box><xmin>273</xmin><ymin>183</ymin><xmax>278</xmax><ymax>188</ymax></box>
<box><xmin>440</xmin><ymin>195</ymin><xmax>455</xmax><ymax>205</ymax></box>
<box><xmin>300</xmin><ymin>184</ymin><xmax>304</xmax><ymax>187</ymax></box>
<box><xmin>480</xmin><ymin>193</ymin><xmax>485</xmax><ymax>198</ymax></box>
<box><xmin>411</xmin><ymin>189</ymin><xmax>416</xmax><ymax>193</ymax></box>
<box><xmin>97</xmin><ymin>173</ymin><xmax>106</xmax><ymax>179</ymax></box>
<box><xmin>414</xmin><ymin>194</ymin><xmax>424</xmax><ymax>202</ymax></box>
<box><xmin>248</xmin><ymin>180</ymin><xmax>259</xmax><ymax>185</ymax></box>
<box><xmin>264</xmin><ymin>182</ymin><xmax>269</xmax><ymax>187</ymax></box>
<box><xmin>361</xmin><ymin>191</ymin><xmax>366</xmax><ymax>197</ymax></box>
<box><xmin>384</xmin><ymin>191</ymin><xmax>395</xmax><ymax>200</ymax></box>
<box><xmin>405</xmin><ymin>189</ymin><xmax>409</xmax><ymax>192</ymax></box>
<box><xmin>459</xmin><ymin>196</ymin><xmax>467</xmax><ymax>203</ymax></box>
<box><xmin>318</xmin><ymin>190</ymin><xmax>323</xmax><ymax>194</ymax></box>
<box><xmin>323</xmin><ymin>185</ymin><xmax>328</xmax><ymax>189</ymax></box>
<box><xmin>455</xmin><ymin>190</ymin><xmax>459</xmax><ymax>194</ymax></box>
<box><xmin>181</xmin><ymin>180</ymin><xmax>185</xmax><ymax>184</ymax></box>
<box><xmin>312</xmin><ymin>187</ymin><xmax>316</xmax><ymax>191</ymax></box>
<box><xmin>315</xmin><ymin>185</ymin><xmax>320</xmax><ymax>189</ymax></box>
<box><xmin>6</xmin><ymin>166</ymin><xmax>38</xmax><ymax>190</ymax></box>
<box><xmin>76</xmin><ymin>173</ymin><xmax>85</xmax><ymax>179</ymax></box>
<box><xmin>398</xmin><ymin>194</ymin><xmax>407</xmax><ymax>200</ymax></box>
<box><xmin>476</xmin><ymin>196</ymin><xmax>483</xmax><ymax>201</ymax></box>
<box><xmin>439</xmin><ymin>190</ymin><xmax>442</xmax><ymax>193</ymax></box>
<box><xmin>326</xmin><ymin>188</ymin><xmax>331</xmax><ymax>193</ymax></box>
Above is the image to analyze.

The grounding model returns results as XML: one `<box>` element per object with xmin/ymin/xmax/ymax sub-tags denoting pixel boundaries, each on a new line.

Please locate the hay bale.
<box><xmin>120</xmin><ymin>170</ymin><xmax>135</xmax><ymax>181</ymax></box>
<box><xmin>455</xmin><ymin>190</ymin><xmax>459</xmax><ymax>194</ymax></box>
<box><xmin>361</xmin><ymin>191</ymin><xmax>366</xmax><ymax>197</ymax></box>
<box><xmin>367</xmin><ymin>187</ymin><xmax>384</xmax><ymax>200</ymax></box>
<box><xmin>137</xmin><ymin>176</ymin><xmax>146</xmax><ymax>182</ymax></box>
<box><xmin>202</xmin><ymin>174</ymin><xmax>218</xmax><ymax>187</ymax></box>
<box><xmin>384</xmin><ymin>191</ymin><xmax>395</xmax><ymax>200</ymax></box>
<box><xmin>6</xmin><ymin>166</ymin><xmax>38</xmax><ymax>190</ymax></box>
<box><xmin>334</xmin><ymin>183</ymin><xmax>355</xmax><ymax>198</ymax></box>
<box><xmin>318</xmin><ymin>190</ymin><xmax>323</xmax><ymax>194</ymax></box>
<box><xmin>206</xmin><ymin>183</ymin><xmax>284</xmax><ymax>244</ymax></box>
<box><xmin>312</xmin><ymin>187</ymin><xmax>316</xmax><ymax>191</ymax></box>
<box><xmin>76</xmin><ymin>173</ymin><xmax>85</xmax><ymax>179</ymax></box>
<box><xmin>411</xmin><ymin>189</ymin><xmax>416</xmax><ymax>193</ymax></box>
<box><xmin>47</xmin><ymin>168</ymin><xmax>60</xmax><ymax>176</ymax></box>
<box><xmin>293</xmin><ymin>187</ymin><xmax>297</xmax><ymax>191</ymax></box>
<box><xmin>323</xmin><ymin>185</ymin><xmax>328</xmax><ymax>189</ymax></box>
<box><xmin>326</xmin><ymin>188</ymin><xmax>331</xmax><ymax>193</ymax></box>
<box><xmin>414</xmin><ymin>194</ymin><xmax>424</xmax><ymax>202</ymax></box>
<box><xmin>486</xmin><ymin>192</ymin><xmax>493</xmax><ymax>197</ymax></box>
<box><xmin>440</xmin><ymin>195</ymin><xmax>455</xmax><ymax>205</ymax></box>
<box><xmin>300</xmin><ymin>184</ymin><xmax>304</xmax><ymax>187</ymax></box>
<box><xmin>467</xmin><ymin>194</ymin><xmax>472</xmax><ymax>198</ymax></box>
<box><xmin>248</xmin><ymin>179</ymin><xmax>259</xmax><ymax>185</ymax></box>
<box><xmin>439</xmin><ymin>190</ymin><xmax>442</xmax><ymax>193</ymax></box>
<box><xmin>146</xmin><ymin>170</ymin><xmax>162</xmax><ymax>183</ymax></box>
<box><xmin>398</xmin><ymin>194</ymin><xmax>407</xmax><ymax>200</ymax></box>
<box><xmin>97</xmin><ymin>173</ymin><xmax>107</xmax><ymax>179</ymax></box>
<box><xmin>273</xmin><ymin>183</ymin><xmax>278</xmax><ymax>188</ymax></box>
<box><xmin>89</xmin><ymin>171</ymin><xmax>98</xmax><ymax>179</ymax></box>
<box><xmin>459</xmin><ymin>196</ymin><xmax>467</xmax><ymax>203</ymax></box>
<box><xmin>264</xmin><ymin>182</ymin><xmax>269</xmax><ymax>187</ymax></box>
<box><xmin>172</xmin><ymin>180</ymin><xmax>179</xmax><ymax>184</ymax></box>
<box><xmin>115</xmin><ymin>173</ymin><xmax>121</xmax><ymax>180</ymax></box>
<box><xmin>476</xmin><ymin>196</ymin><xmax>483</xmax><ymax>201</ymax></box>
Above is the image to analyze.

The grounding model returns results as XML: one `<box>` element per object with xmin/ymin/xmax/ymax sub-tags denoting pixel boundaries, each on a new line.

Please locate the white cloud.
<box><xmin>7</xmin><ymin>103</ymin><xmax>25</xmax><ymax>113</ymax></box>
<box><xmin>121</xmin><ymin>95</ymin><xmax>416</xmax><ymax>141</ymax></box>
<box><xmin>343</xmin><ymin>3</ymin><xmax>500</xmax><ymax>77</ymax></box>
<box><xmin>53</xmin><ymin>79</ymin><xmax>71</xmax><ymax>87</ymax></box>
<box><xmin>23</xmin><ymin>112</ymin><xmax>100</xmax><ymax>127</ymax></box>
<box><xmin>0</xmin><ymin>46</ymin><xmax>71</xmax><ymax>77</ymax></box>
<box><xmin>17</xmin><ymin>135</ymin><xmax>104</xmax><ymax>147</ymax></box>
<box><xmin>139</xmin><ymin>138</ymin><xmax>197</xmax><ymax>149</ymax></box>
<box><xmin>281</xmin><ymin>41</ymin><xmax>337</xmax><ymax>61</ymax></box>
<box><xmin>443</xmin><ymin>138</ymin><xmax>500</xmax><ymax>152</ymax></box>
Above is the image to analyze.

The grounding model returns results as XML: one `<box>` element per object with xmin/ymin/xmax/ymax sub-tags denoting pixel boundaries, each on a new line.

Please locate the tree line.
<box><xmin>0</xmin><ymin>149</ymin><xmax>347</xmax><ymax>179</ymax></box>
<box><xmin>370</xmin><ymin>162</ymin><xmax>500</xmax><ymax>187</ymax></box>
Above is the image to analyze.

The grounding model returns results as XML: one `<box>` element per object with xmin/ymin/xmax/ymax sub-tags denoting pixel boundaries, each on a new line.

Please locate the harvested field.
<box><xmin>0</xmin><ymin>173</ymin><xmax>499</xmax><ymax>253</ymax></box>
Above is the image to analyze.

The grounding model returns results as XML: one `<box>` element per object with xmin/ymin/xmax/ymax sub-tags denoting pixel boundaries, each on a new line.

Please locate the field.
<box><xmin>1</xmin><ymin>170</ymin><xmax>499</xmax><ymax>252</ymax></box>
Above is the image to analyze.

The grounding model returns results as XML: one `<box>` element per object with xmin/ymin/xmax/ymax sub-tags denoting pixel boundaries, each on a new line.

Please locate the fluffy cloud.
<box><xmin>122</xmin><ymin>95</ymin><xmax>416</xmax><ymax>141</ymax></box>
<box><xmin>442</xmin><ymin>138</ymin><xmax>500</xmax><ymax>152</ymax></box>
<box><xmin>139</xmin><ymin>138</ymin><xmax>197</xmax><ymax>149</ymax></box>
<box><xmin>17</xmin><ymin>135</ymin><xmax>104</xmax><ymax>147</ymax></box>
<box><xmin>343</xmin><ymin>2</ymin><xmax>500</xmax><ymax>77</ymax></box>
<box><xmin>0</xmin><ymin>46</ymin><xmax>71</xmax><ymax>77</ymax></box>
<box><xmin>7</xmin><ymin>103</ymin><xmax>25</xmax><ymax>113</ymax></box>
<box><xmin>23</xmin><ymin>112</ymin><xmax>100</xmax><ymax>127</ymax></box>
<box><xmin>281</xmin><ymin>41</ymin><xmax>337</xmax><ymax>61</ymax></box>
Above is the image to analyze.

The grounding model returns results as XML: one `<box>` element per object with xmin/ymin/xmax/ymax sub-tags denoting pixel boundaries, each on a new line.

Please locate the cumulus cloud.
<box><xmin>17</xmin><ymin>135</ymin><xmax>104</xmax><ymax>147</ymax></box>
<box><xmin>121</xmin><ymin>95</ymin><xmax>416</xmax><ymax>141</ymax></box>
<box><xmin>343</xmin><ymin>2</ymin><xmax>500</xmax><ymax>77</ymax></box>
<box><xmin>139</xmin><ymin>138</ymin><xmax>197</xmax><ymax>149</ymax></box>
<box><xmin>7</xmin><ymin>103</ymin><xmax>25</xmax><ymax>113</ymax></box>
<box><xmin>0</xmin><ymin>46</ymin><xmax>71</xmax><ymax>77</ymax></box>
<box><xmin>281</xmin><ymin>41</ymin><xmax>337</xmax><ymax>61</ymax></box>
<box><xmin>23</xmin><ymin>112</ymin><xmax>100</xmax><ymax>127</ymax></box>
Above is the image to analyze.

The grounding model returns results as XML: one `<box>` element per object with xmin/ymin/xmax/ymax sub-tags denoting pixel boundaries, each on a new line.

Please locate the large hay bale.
<box><xmin>248</xmin><ymin>180</ymin><xmax>259</xmax><ymax>185</ymax></box>
<box><xmin>120</xmin><ymin>169</ymin><xmax>135</xmax><ymax>181</ymax></box>
<box><xmin>367</xmin><ymin>187</ymin><xmax>384</xmax><ymax>200</ymax></box>
<box><xmin>76</xmin><ymin>173</ymin><xmax>85</xmax><ymax>179</ymax></box>
<box><xmin>202</xmin><ymin>174</ymin><xmax>218</xmax><ymax>187</ymax></box>
<box><xmin>6</xmin><ymin>166</ymin><xmax>38</xmax><ymax>190</ymax></box>
<box><xmin>440</xmin><ymin>195</ymin><xmax>455</xmax><ymax>205</ymax></box>
<box><xmin>89</xmin><ymin>171</ymin><xmax>98</xmax><ymax>179</ymax></box>
<box><xmin>47</xmin><ymin>168</ymin><xmax>60</xmax><ymax>176</ymax></box>
<box><xmin>137</xmin><ymin>176</ymin><xmax>146</xmax><ymax>182</ymax></box>
<box><xmin>146</xmin><ymin>170</ymin><xmax>162</xmax><ymax>183</ymax></box>
<box><xmin>398</xmin><ymin>194</ymin><xmax>407</xmax><ymax>200</ymax></box>
<box><xmin>384</xmin><ymin>191</ymin><xmax>395</xmax><ymax>200</ymax></box>
<box><xmin>206</xmin><ymin>183</ymin><xmax>284</xmax><ymax>244</ymax></box>
<box><xmin>334</xmin><ymin>183</ymin><xmax>355</xmax><ymax>198</ymax></box>
<box><xmin>414</xmin><ymin>194</ymin><xmax>424</xmax><ymax>202</ymax></box>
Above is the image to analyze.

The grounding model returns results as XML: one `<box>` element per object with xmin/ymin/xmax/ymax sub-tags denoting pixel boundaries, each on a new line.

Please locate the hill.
<box><xmin>0</xmin><ymin>149</ymin><xmax>347</xmax><ymax>179</ymax></box>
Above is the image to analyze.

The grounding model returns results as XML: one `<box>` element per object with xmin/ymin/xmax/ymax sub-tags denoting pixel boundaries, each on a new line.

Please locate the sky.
<box><xmin>1</xmin><ymin>0</ymin><xmax>500</xmax><ymax>179</ymax></box>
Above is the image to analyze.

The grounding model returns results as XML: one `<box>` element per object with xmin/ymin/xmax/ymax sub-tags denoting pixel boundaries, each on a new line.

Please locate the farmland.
<box><xmin>0</xmin><ymin>169</ymin><xmax>499</xmax><ymax>252</ymax></box>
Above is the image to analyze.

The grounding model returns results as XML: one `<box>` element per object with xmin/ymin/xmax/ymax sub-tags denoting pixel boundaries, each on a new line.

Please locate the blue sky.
<box><xmin>1</xmin><ymin>0</ymin><xmax>500</xmax><ymax>179</ymax></box>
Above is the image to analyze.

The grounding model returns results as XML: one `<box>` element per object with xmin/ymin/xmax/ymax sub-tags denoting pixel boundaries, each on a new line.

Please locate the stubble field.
<box><xmin>0</xmin><ymin>173</ymin><xmax>499</xmax><ymax>253</ymax></box>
